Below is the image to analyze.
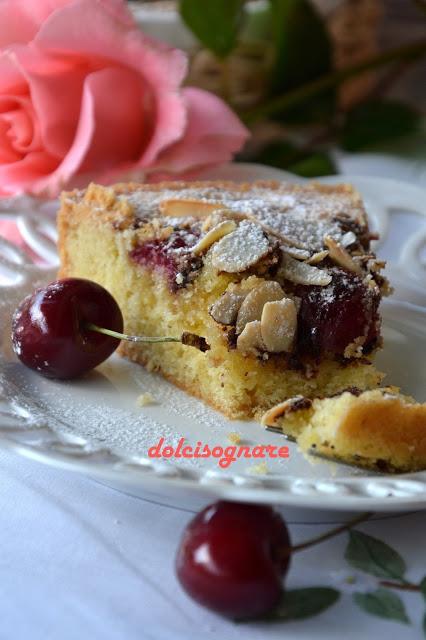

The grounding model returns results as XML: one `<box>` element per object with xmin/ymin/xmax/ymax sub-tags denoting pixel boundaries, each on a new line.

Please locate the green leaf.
<box><xmin>269</xmin><ymin>0</ymin><xmax>332</xmax><ymax>95</ymax></box>
<box><xmin>180</xmin><ymin>0</ymin><xmax>244</xmax><ymax>57</ymax></box>
<box><xmin>253</xmin><ymin>142</ymin><xmax>336</xmax><ymax>177</ymax></box>
<box><xmin>340</xmin><ymin>100</ymin><xmax>421</xmax><ymax>152</ymax></box>
<box><xmin>345</xmin><ymin>530</ymin><xmax>406</xmax><ymax>580</ymax></box>
<box><xmin>423</xmin><ymin>611</ymin><xmax>426</xmax><ymax>637</ymax></box>
<box><xmin>265</xmin><ymin>587</ymin><xmax>340</xmax><ymax>621</ymax></box>
<box><xmin>240</xmin><ymin>3</ymin><xmax>271</xmax><ymax>41</ymax></box>
<box><xmin>287</xmin><ymin>151</ymin><xmax>336</xmax><ymax>177</ymax></box>
<box><xmin>353</xmin><ymin>588</ymin><xmax>410</xmax><ymax>624</ymax></box>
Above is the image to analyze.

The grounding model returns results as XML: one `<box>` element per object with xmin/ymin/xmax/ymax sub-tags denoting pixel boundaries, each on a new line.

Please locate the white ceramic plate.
<box><xmin>0</xmin><ymin>164</ymin><xmax>425</xmax><ymax>512</ymax></box>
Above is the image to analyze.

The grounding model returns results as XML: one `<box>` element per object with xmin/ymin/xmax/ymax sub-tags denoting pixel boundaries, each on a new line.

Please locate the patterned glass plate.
<box><xmin>0</xmin><ymin>163</ymin><xmax>425</xmax><ymax>511</ymax></box>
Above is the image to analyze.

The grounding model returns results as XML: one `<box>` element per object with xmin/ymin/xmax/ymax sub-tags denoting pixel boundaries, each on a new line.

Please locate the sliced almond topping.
<box><xmin>159</xmin><ymin>199</ymin><xmax>223</xmax><ymax>218</ymax></box>
<box><xmin>192</xmin><ymin>220</ymin><xmax>237</xmax><ymax>255</ymax></box>
<box><xmin>367</xmin><ymin>257</ymin><xmax>386</xmax><ymax>273</ymax></box>
<box><xmin>341</xmin><ymin>231</ymin><xmax>357</xmax><ymax>247</ymax></box>
<box><xmin>236</xmin><ymin>280</ymin><xmax>285</xmax><ymax>335</ymax></box>
<box><xmin>211</xmin><ymin>220</ymin><xmax>270</xmax><ymax>273</ymax></box>
<box><xmin>236</xmin><ymin>320</ymin><xmax>265</xmax><ymax>356</ymax></box>
<box><xmin>261</xmin><ymin>396</ymin><xmax>311</xmax><ymax>427</ymax></box>
<box><xmin>307</xmin><ymin>249</ymin><xmax>329</xmax><ymax>265</ymax></box>
<box><xmin>260</xmin><ymin>298</ymin><xmax>297</xmax><ymax>353</ymax></box>
<box><xmin>278</xmin><ymin>253</ymin><xmax>332</xmax><ymax>286</ymax></box>
<box><xmin>159</xmin><ymin>200</ymin><xmax>303</xmax><ymax>249</ymax></box>
<box><xmin>282</xmin><ymin>246</ymin><xmax>311</xmax><ymax>261</ymax></box>
<box><xmin>201</xmin><ymin>212</ymin><xmax>227</xmax><ymax>232</ymax></box>
<box><xmin>209</xmin><ymin>290</ymin><xmax>246</xmax><ymax>325</ymax></box>
<box><xmin>324</xmin><ymin>235</ymin><xmax>362</xmax><ymax>274</ymax></box>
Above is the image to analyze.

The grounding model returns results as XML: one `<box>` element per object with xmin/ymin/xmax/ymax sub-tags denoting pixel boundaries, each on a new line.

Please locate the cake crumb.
<box><xmin>227</xmin><ymin>431</ymin><xmax>241</xmax><ymax>444</ymax></box>
<box><xmin>136</xmin><ymin>392</ymin><xmax>155</xmax><ymax>407</ymax></box>
<box><xmin>249</xmin><ymin>461</ymin><xmax>269</xmax><ymax>475</ymax></box>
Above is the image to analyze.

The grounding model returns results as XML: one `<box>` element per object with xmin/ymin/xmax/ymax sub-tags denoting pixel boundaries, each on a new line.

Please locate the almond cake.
<box><xmin>58</xmin><ymin>180</ymin><xmax>426</xmax><ymax>471</ymax></box>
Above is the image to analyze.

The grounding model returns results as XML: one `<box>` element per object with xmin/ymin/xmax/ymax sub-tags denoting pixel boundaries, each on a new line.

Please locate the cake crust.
<box><xmin>262</xmin><ymin>389</ymin><xmax>426</xmax><ymax>472</ymax></box>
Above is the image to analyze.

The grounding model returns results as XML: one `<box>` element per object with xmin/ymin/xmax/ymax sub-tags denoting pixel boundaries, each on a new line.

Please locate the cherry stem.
<box><xmin>86</xmin><ymin>323</ymin><xmax>210</xmax><ymax>352</ymax></box>
<box><xmin>290</xmin><ymin>511</ymin><xmax>373</xmax><ymax>554</ymax></box>
<box><xmin>379</xmin><ymin>580</ymin><xmax>420</xmax><ymax>592</ymax></box>
<box><xmin>86</xmin><ymin>322</ymin><xmax>181</xmax><ymax>344</ymax></box>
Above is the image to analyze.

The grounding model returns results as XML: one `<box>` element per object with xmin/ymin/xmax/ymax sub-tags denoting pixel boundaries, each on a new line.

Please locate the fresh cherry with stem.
<box><xmin>12</xmin><ymin>278</ymin><xmax>207</xmax><ymax>380</ymax></box>
<box><xmin>176</xmin><ymin>501</ymin><xmax>372</xmax><ymax>620</ymax></box>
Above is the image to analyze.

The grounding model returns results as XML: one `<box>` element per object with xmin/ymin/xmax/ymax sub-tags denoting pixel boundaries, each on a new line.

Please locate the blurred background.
<box><xmin>128</xmin><ymin>0</ymin><xmax>426</xmax><ymax>177</ymax></box>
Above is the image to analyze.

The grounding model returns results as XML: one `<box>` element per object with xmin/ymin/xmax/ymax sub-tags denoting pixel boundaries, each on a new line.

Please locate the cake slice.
<box><xmin>58</xmin><ymin>180</ymin><xmax>386</xmax><ymax>420</ymax></box>
<box><xmin>261</xmin><ymin>388</ymin><xmax>426</xmax><ymax>472</ymax></box>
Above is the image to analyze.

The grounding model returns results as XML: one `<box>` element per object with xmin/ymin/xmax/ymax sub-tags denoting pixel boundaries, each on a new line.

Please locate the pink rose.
<box><xmin>0</xmin><ymin>0</ymin><xmax>249</xmax><ymax>198</ymax></box>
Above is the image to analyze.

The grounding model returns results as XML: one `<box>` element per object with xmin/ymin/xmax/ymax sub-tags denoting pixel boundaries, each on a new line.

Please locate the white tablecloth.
<box><xmin>1</xmin><ymin>153</ymin><xmax>426</xmax><ymax>640</ymax></box>
<box><xmin>2</xmin><ymin>450</ymin><xmax>426</xmax><ymax>640</ymax></box>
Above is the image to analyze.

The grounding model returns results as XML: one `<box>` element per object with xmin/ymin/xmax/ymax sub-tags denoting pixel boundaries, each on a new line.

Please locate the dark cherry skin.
<box><xmin>11</xmin><ymin>278</ymin><xmax>123</xmax><ymax>379</ymax></box>
<box><xmin>176</xmin><ymin>501</ymin><xmax>291</xmax><ymax>619</ymax></box>
<box><xmin>296</xmin><ymin>270</ymin><xmax>380</xmax><ymax>357</ymax></box>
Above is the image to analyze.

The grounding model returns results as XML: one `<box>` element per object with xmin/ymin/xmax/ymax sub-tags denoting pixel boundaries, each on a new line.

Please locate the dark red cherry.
<box><xmin>11</xmin><ymin>278</ymin><xmax>123</xmax><ymax>379</ymax></box>
<box><xmin>176</xmin><ymin>501</ymin><xmax>291</xmax><ymax>619</ymax></box>
<box><xmin>296</xmin><ymin>270</ymin><xmax>380</xmax><ymax>357</ymax></box>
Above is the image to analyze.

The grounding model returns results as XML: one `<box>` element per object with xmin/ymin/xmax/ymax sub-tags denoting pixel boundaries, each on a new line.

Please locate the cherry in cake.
<box><xmin>176</xmin><ymin>501</ymin><xmax>291</xmax><ymax>619</ymax></box>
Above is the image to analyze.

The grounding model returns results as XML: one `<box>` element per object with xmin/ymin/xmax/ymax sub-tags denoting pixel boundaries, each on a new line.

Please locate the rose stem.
<box><xmin>244</xmin><ymin>40</ymin><xmax>426</xmax><ymax>124</ymax></box>
<box><xmin>290</xmin><ymin>511</ymin><xmax>373</xmax><ymax>553</ymax></box>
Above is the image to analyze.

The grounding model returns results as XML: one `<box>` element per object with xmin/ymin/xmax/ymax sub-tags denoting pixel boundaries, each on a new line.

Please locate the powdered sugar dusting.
<box><xmin>120</xmin><ymin>184</ymin><xmax>365</xmax><ymax>253</ymax></box>
<box><xmin>211</xmin><ymin>220</ymin><xmax>270</xmax><ymax>272</ymax></box>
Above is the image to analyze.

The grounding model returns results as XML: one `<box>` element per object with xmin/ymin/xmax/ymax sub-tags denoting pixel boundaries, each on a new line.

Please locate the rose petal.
<box><xmin>11</xmin><ymin>44</ymin><xmax>94</xmax><ymax>159</ymax></box>
<box><xmin>0</xmin><ymin>95</ymin><xmax>41</xmax><ymax>154</ymax></box>
<box><xmin>0</xmin><ymin>118</ymin><xmax>21</xmax><ymax>163</ymax></box>
<box><xmin>34</xmin><ymin>66</ymin><xmax>150</xmax><ymax>195</ymax></box>
<box><xmin>0</xmin><ymin>0</ymin><xmax>133</xmax><ymax>49</ymax></box>
<box><xmin>149</xmin><ymin>87</ymin><xmax>249</xmax><ymax>175</ymax></box>
<box><xmin>32</xmin><ymin>0</ymin><xmax>188</xmax><ymax>161</ymax></box>
<box><xmin>0</xmin><ymin>4</ymin><xmax>37</xmax><ymax>49</ymax></box>
<box><xmin>0</xmin><ymin>150</ymin><xmax>58</xmax><ymax>195</ymax></box>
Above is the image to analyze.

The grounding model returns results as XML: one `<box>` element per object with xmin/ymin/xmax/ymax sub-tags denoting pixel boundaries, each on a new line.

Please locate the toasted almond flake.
<box><xmin>307</xmin><ymin>249</ymin><xmax>329</xmax><ymax>265</ymax></box>
<box><xmin>261</xmin><ymin>395</ymin><xmax>309</xmax><ymax>426</ymax></box>
<box><xmin>209</xmin><ymin>290</ymin><xmax>246</xmax><ymax>325</ymax></box>
<box><xmin>324</xmin><ymin>235</ymin><xmax>362</xmax><ymax>274</ymax></box>
<box><xmin>201</xmin><ymin>212</ymin><xmax>227</xmax><ymax>232</ymax></box>
<box><xmin>236</xmin><ymin>320</ymin><xmax>265</xmax><ymax>356</ymax></box>
<box><xmin>160</xmin><ymin>199</ymin><xmax>305</xmax><ymax>249</ymax></box>
<box><xmin>260</xmin><ymin>298</ymin><xmax>297</xmax><ymax>353</ymax></box>
<box><xmin>159</xmin><ymin>199</ymin><xmax>222</xmax><ymax>217</ymax></box>
<box><xmin>282</xmin><ymin>246</ymin><xmax>311</xmax><ymax>260</ymax></box>
<box><xmin>278</xmin><ymin>253</ymin><xmax>332</xmax><ymax>286</ymax></box>
<box><xmin>367</xmin><ymin>257</ymin><xmax>386</xmax><ymax>273</ymax></box>
<box><xmin>192</xmin><ymin>220</ymin><xmax>237</xmax><ymax>255</ymax></box>
<box><xmin>341</xmin><ymin>230</ymin><xmax>357</xmax><ymax>247</ymax></box>
<box><xmin>236</xmin><ymin>280</ymin><xmax>285</xmax><ymax>334</ymax></box>
<box><xmin>211</xmin><ymin>220</ymin><xmax>270</xmax><ymax>273</ymax></box>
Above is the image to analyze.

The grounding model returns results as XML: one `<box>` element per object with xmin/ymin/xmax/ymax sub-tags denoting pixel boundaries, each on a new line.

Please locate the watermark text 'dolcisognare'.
<box><xmin>148</xmin><ymin>437</ymin><xmax>289</xmax><ymax>469</ymax></box>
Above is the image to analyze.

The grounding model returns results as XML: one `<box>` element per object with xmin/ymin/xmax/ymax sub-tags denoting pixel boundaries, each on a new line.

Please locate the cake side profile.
<box><xmin>58</xmin><ymin>180</ymin><xmax>386</xmax><ymax>419</ymax></box>
<box><xmin>262</xmin><ymin>388</ymin><xmax>426</xmax><ymax>472</ymax></box>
